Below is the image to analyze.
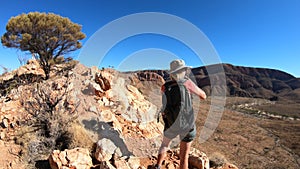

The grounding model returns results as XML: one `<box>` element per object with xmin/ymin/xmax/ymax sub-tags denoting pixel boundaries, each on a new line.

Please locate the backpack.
<box><xmin>161</xmin><ymin>79</ymin><xmax>194</xmax><ymax>132</ymax></box>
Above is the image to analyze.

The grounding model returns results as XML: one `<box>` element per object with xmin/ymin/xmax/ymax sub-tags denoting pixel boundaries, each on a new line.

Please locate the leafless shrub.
<box><xmin>19</xmin><ymin>74</ymin><xmax>79</xmax><ymax>163</ymax></box>
<box><xmin>0</xmin><ymin>65</ymin><xmax>10</xmax><ymax>75</ymax></box>
<box><xmin>16</xmin><ymin>51</ymin><xmax>30</xmax><ymax>66</ymax></box>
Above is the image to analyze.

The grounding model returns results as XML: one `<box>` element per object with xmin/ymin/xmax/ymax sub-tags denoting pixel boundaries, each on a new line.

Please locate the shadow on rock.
<box><xmin>35</xmin><ymin>160</ymin><xmax>50</xmax><ymax>169</ymax></box>
<box><xmin>82</xmin><ymin>119</ymin><xmax>133</xmax><ymax>157</ymax></box>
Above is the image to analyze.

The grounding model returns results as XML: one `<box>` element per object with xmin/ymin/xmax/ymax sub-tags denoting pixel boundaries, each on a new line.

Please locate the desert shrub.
<box><xmin>15</xmin><ymin>121</ymin><xmax>95</xmax><ymax>167</ymax></box>
<box><xmin>18</xmin><ymin>75</ymin><xmax>80</xmax><ymax>164</ymax></box>
<box><xmin>209</xmin><ymin>152</ymin><xmax>227</xmax><ymax>168</ymax></box>
<box><xmin>0</xmin><ymin>73</ymin><xmax>43</xmax><ymax>97</ymax></box>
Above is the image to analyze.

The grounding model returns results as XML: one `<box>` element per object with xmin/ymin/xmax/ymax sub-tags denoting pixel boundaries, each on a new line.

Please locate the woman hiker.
<box><xmin>155</xmin><ymin>59</ymin><xmax>207</xmax><ymax>169</ymax></box>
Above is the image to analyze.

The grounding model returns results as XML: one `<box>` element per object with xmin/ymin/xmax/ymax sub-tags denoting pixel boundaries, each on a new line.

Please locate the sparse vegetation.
<box><xmin>226</xmin><ymin>97</ymin><xmax>300</xmax><ymax>119</ymax></box>
<box><xmin>64</xmin><ymin>122</ymin><xmax>95</xmax><ymax>151</ymax></box>
<box><xmin>0</xmin><ymin>73</ymin><xmax>44</xmax><ymax>97</ymax></box>
<box><xmin>0</xmin><ymin>57</ymin><xmax>78</xmax><ymax>98</ymax></box>
<box><xmin>17</xmin><ymin>74</ymin><xmax>82</xmax><ymax>166</ymax></box>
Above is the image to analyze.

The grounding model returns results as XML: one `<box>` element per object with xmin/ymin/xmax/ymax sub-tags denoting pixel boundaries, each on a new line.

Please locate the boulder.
<box><xmin>88</xmin><ymin>70</ymin><xmax>112</xmax><ymax>97</ymax></box>
<box><xmin>49</xmin><ymin>148</ymin><xmax>93</xmax><ymax>169</ymax></box>
<box><xmin>113</xmin><ymin>157</ymin><xmax>140</xmax><ymax>169</ymax></box>
<box><xmin>173</xmin><ymin>148</ymin><xmax>210</xmax><ymax>169</ymax></box>
<box><xmin>188</xmin><ymin>148</ymin><xmax>210</xmax><ymax>169</ymax></box>
<box><xmin>90</xmin><ymin>66</ymin><xmax>99</xmax><ymax>79</ymax></box>
<box><xmin>95</xmin><ymin>73</ymin><xmax>111</xmax><ymax>91</ymax></box>
<box><xmin>98</xmin><ymin>161</ymin><xmax>116</xmax><ymax>169</ymax></box>
<box><xmin>89</xmin><ymin>106</ymin><xmax>98</xmax><ymax>113</ymax></box>
<box><xmin>94</xmin><ymin>138</ymin><xmax>119</xmax><ymax>162</ymax></box>
<box><xmin>88</xmin><ymin>81</ymin><xmax>104</xmax><ymax>97</ymax></box>
<box><xmin>16</xmin><ymin>67</ymin><xmax>28</xmax><ymax>77</ymax></box>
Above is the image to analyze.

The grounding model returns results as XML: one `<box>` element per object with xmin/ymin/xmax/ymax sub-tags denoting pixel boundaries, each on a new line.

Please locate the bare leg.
<box><xmin>156</xmin><ymin>136</ymin><xmax>171</xmax><ymax>168</ymax></box>
<box><xmin>179</xmin><ymin>141</ymin><xmax>192</xmax><ymax>169</ymax></box>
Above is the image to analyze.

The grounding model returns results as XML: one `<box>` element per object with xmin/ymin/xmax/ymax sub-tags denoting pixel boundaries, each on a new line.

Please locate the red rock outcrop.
<box><xmin>49</xmin><ymin>148</ymin><xmax>93</xmax><ymax>169</ymax></box>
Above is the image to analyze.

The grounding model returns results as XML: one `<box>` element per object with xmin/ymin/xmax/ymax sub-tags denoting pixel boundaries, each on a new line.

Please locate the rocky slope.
<box><xmin>0</xmin><ymin>60</ymin><xmax>238</xmax><ymax>169</ymax></box>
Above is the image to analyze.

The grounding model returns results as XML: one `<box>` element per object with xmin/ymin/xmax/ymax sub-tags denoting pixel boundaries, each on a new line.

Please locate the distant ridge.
<box><xmin>134</xmin><ymin>63</ymin><xmax>300</xmax><ymax>102</ymax></box>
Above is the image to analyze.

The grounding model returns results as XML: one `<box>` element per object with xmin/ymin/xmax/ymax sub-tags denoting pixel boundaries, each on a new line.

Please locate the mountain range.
<box><xmin>134</xmin><ymin>63</ymin><xmax>300</xmax><ymax>103</ymax></box>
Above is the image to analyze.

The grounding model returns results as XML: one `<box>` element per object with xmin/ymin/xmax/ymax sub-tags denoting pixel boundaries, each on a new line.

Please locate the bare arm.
<box><xmin>185</xmin><ymin>80</ymin><xmax>207</xmax><ymax>100</ymax></box>
<box><xmin>194</xmin><ymin>86</ymin><xmax>207</xmax><ymax>100</ymax></box>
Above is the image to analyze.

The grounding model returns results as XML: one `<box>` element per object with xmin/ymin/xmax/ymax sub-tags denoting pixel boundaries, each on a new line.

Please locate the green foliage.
<box><xmin>1</xmin><ymin>12</ymin><xmax>86</xmax><ymax>79</ymax></box>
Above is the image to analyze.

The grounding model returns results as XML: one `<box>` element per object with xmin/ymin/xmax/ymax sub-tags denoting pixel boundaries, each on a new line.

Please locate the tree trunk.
<box><xmin>38</xmin><ymin>53</ymin><xmax>51</xmax><ymax>80</ymax></box>
<box><xmin>41</xmin><ymin>62</ymin><xmax>50</xmax><ymax>80</ymax></box>
<box><xmin>44</xmin><ymin>65</ymin><xmax>50</xmax><ymax>80</ymax></box>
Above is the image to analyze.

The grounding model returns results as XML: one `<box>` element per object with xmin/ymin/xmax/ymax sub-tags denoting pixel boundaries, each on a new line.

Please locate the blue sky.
<box><xmin>0</xmin><ymin>0</ymin><xmax>299</xmax><ymax>77</ymax></box>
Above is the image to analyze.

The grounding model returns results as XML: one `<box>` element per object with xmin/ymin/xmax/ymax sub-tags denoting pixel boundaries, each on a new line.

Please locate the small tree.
<box><xmin>1</xmin><ymin>12</ymin><xmax>85</xmax><ymax>79</ymax></box>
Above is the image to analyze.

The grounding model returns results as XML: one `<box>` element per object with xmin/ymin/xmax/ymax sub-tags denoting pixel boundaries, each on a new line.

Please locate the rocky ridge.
<box><xmin>0</xmin><ymin>60</ymin><xmax>238</xmax><ymax>169</ymax></box>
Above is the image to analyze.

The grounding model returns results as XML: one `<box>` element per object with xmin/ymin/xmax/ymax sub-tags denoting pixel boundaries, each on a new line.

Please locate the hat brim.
<box><xmin>168</xmin><ymin>66</ymin><xmax>191</xmax><ymax>74</ymax></box>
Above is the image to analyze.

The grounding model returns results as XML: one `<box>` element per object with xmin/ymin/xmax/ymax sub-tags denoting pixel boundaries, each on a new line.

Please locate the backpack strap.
<box><xmin>156</xmin><ymin>80</ymin><xmax>174</xmax><ymax>122</ymax></box>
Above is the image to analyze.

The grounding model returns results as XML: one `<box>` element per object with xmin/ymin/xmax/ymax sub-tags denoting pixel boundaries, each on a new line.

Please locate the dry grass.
<box><xmin>14</xmin><ymin>125</ymin><xmax>39</xmax><ymax>154</ymax></box>
<box><xmin>193</xmin><ymin>101</ymin><xmax>300</xmax><ymax>169</ymax></box>
<box><xmin>65</xmin><ymin>122</ymin><xmax>95</xmax><ymax>152</ymax></box>
<box><xmin>14</xmin><ymin>121</ymin><xmax>95</xmax><ymax>168</ymax></box>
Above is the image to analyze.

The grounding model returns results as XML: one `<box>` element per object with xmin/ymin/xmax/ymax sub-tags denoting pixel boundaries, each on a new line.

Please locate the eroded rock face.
<box><xmin>108</xmin><ymin>77</ymin><xmax>158</xmax><ymax>124</ymax></box>
<box><xmin>72</xmin><ymin>66</ymin><xmax>163</xmax><ymax>167</ymax></box>
<box><xmin>136</xmin><ymin>71</ymin><xmax>165</xmax><ymax>85</ymax></box>
<box><xmin>88</xmin><ymin>68</ymin><xmax>162</xmax><ymax>138</ymax></box>
<box><xmin>49</xmin><ymin>148</ymin><xmax>93</xmax><ymax>169</ymax></box>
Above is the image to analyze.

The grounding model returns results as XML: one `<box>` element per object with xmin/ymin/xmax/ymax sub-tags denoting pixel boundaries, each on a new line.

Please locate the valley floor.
<box><xmin>191</xmin><ymin>97</ymin><xmax>300</xmax><ymax>169</ymax></box>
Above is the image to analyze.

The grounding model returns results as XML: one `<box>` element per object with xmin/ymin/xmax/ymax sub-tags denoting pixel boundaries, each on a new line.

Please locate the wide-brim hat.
<box><xmin>168</xmin><ymin>59</ymin><xmax>191</xmax><ymax>74</ymax></box>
